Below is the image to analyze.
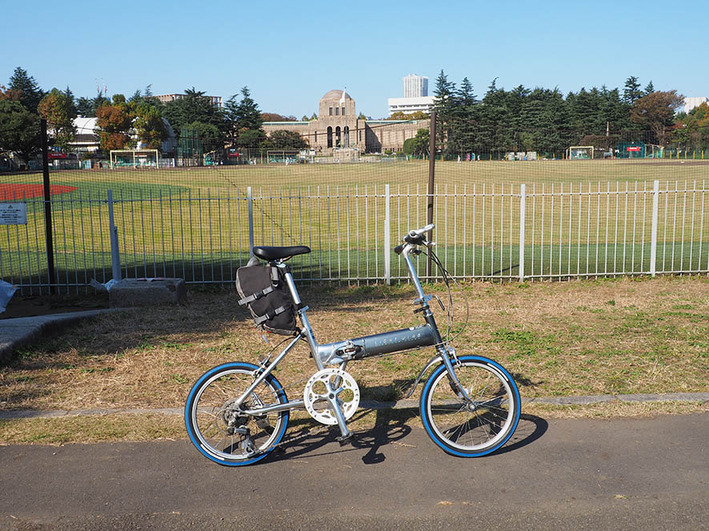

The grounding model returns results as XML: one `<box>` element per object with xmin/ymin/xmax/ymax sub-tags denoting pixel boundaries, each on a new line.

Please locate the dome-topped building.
<box><xmin>262</xmin><ymin>89</ymin><xmax>428</xmax><ymax>156</ymax></box>
<box><xmin>316</xmin><ymin>90</ymin><xmax>358</xmax><ymax>150</ymax></box>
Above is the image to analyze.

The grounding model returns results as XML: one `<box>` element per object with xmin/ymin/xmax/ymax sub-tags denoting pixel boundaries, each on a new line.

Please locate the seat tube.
<box><xmin>280</xmin><ymin>264</ymin><xmax>324</xmax><ymax>369</ymax></box>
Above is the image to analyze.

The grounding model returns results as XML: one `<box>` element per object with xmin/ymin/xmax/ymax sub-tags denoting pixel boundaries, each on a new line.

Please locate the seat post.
<box><xmin>278</xmin><ymin>263</ymin><xmax>302</xmax><ymax>306</ymax></box>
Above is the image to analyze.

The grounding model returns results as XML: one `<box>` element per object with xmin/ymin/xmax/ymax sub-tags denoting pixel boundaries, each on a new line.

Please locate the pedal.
<box><xmin>336</xmin><ymin>432</ymin><xmax>354</xmax><ymax>446</ymax></box>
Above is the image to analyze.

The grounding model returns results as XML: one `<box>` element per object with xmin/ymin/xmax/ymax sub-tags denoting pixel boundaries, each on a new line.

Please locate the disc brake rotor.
<box><xmin>303</xmin><ymin>368</ymin><xmax>360</xmax><ymax>425</ymax></box>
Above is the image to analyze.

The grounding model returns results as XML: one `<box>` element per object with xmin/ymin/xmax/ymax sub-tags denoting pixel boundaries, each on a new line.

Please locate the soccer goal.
<box><xmin>567</xmin><ymin>146</ymin><xmax>594</xmax><ymax>160</ymax></box>
<box><xmin>266</xmin><ymin>150</ymin><xmax>301</xmax><ymax>164</ymax></box>
<box><xmin>109</xmin><ymin>149</ymin><xmax>160</xmax><ymax>169</ymax></box>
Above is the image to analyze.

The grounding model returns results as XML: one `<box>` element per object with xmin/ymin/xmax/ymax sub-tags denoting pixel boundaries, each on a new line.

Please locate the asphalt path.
<box><xmin>1</xmin><ymin>413</ymin><xmax>707</xmax><ymax>530</ymax></box>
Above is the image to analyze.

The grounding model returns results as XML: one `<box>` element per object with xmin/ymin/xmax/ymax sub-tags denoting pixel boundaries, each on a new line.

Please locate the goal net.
<box><xmin>110</xmin><ymin>149</ymin><xmax>160</xmax><ymax>169</ymax></box>
<box><xmin>266</xmin><ymin>150</ymin><xmax>301</xmax><ymax>164</ymax></box>
<box><xmin>567</xmin><ymin>146</ymin><xmax>594</xmax><ymax>160</ymax></box>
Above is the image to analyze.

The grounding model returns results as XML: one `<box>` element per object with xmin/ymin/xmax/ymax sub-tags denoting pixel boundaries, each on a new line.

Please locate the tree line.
<box><xmin>2</xmin><ymin>66</ymin><xmax>708</xmax><ymax>165</ymax></box>
<box><xmin>424</xmin><ymin>70</ymin><xmax>704</xmax><ymax>158</ymax></box>
<box><xmin>0</xmin><ymin>67</ymin><xmax>308</xmax><ymax>164</ymax></box>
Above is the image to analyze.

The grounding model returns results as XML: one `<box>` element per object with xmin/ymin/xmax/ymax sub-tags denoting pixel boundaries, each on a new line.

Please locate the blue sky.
<box><xmin>2</xmin><ymin>0</ymin><xmax>707</xmax><ymax>119</ymax></box>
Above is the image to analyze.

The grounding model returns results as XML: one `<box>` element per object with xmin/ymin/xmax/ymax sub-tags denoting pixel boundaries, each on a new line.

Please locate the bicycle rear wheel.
<box><xmin>185</xmin><ymin>362</ymin><xmax>289</xmax><ymax>466</ymax></box>
<box><xmin>420</xmin><ymin>355</ymin><xmax>520</xmax><ymax>457</ymax></box>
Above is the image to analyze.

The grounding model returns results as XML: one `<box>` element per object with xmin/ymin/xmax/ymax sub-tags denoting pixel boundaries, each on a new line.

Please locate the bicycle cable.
<box><xmin>422</xmin><ymin>246</ymin><xmax>470</xmax><ymax>345</ymax></box>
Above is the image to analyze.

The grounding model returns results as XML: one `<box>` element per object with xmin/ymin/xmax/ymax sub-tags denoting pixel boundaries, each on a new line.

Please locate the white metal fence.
<box><xmin>1</xmin><ymin>180</ymin><xmax>707</xmax><ymax>293</ymax></box>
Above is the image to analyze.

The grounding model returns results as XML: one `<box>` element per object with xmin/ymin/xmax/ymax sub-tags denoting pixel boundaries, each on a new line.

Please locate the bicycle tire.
<box><xmin>420</xmin><ymin>355</ymin><xmax>521</xmax><ymax>457</ymax></box>
<box><xmin>185</xmin><ymin>362</ymin><xmax>289</xmax><ymax>466</ymax></box>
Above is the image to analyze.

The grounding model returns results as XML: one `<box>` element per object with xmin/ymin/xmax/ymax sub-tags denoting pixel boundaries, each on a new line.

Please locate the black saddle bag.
<box><xmin>235</xmin><ymin>264</ymin><xmax>297</xmax><ymax>336</ymax></box>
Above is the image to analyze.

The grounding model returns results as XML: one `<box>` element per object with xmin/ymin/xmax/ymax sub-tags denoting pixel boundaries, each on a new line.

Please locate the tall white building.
<box><xmin>403</xmin><ymin>74</ymin><xmax>428</xmax><ymax>98</ymax></box>
<box><xmin>683</xmin><ymin>96</ymin><xmax>708</xmax><ymax>114</ymax></box>
<box><xmin>388</xmin><ymin>74</ymin><xmax>434</xmax><ymax>116</ymax></box>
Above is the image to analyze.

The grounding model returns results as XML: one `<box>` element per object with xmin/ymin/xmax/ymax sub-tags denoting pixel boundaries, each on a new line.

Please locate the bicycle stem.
<box><xmin>402</xmin><ymin>245</ymin><xmax>473</xmax><ymax>403</ymax></box>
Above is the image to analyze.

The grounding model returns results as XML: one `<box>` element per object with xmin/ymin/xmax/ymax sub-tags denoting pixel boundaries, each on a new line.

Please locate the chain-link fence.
<box><xmin>1</xmin><ymin>119</ymin><xmax>708</xmax><ymax>294</ymax></box>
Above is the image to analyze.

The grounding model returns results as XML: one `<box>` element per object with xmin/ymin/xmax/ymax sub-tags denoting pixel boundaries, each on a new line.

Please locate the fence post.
<box><xmin>384</xmin><ymin>184</ymin><xmax>391</xmax><ymax>284</ymax></box>
<box><xmin>40</xmin><ymin>119</ymin><xmax>56</xmax><ymax>293</ymax></box>
<box><xmin>247</xmin><ymin>187</ymin><xmax>254</xmax><ymax>255</ymax></box>
<box><xmin>427</xmin><ymin>111</ymin><xmax>437</xmax><ymax>278</ymax></box>
<box><xmin>649</xmin><ymin>180</ymin><xmax>659</xmax><ymax>277</ymax></box>
<box><xmin>107</xmin><ymin>190</ymin><xmax>122</xmax><ymax>281</ymax></box>
<box><xmin>519</xmin><ymin>184</ymin><xmax>526</xmax><ymax>281</ymax></box>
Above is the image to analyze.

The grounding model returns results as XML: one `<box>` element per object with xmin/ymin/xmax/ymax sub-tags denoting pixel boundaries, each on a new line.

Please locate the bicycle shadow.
<box><xmin>271</xmin><ymin>408</ymin><xmax>416</xmax><ymax>464</ymax></box>
<box><xmin>496</xmin><ymin>413</ymin><xmax>548</xmax><ymax>455</ymax></box>
<box><xmin>271</xmin><ymin>409</ymin><xmax>547</xmax><ymax>464</ymax></box>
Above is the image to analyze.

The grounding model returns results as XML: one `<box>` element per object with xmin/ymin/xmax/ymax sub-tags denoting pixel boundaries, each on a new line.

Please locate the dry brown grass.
<box><xmin>1</xmin><ymin>276</ymin><xmax>707</xmax><ymax>444</ymax></box>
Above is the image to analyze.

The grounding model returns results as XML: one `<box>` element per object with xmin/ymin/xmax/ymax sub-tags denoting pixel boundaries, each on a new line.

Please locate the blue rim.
<box><xmin>420</xmin><ymin>355</ymin><xmax>521</xmax><ymax>457</ymax></box>
<box><xmin>185</xmin><ymin>362</ymin><xmax>289</xmax><ymax>466</ymax></box>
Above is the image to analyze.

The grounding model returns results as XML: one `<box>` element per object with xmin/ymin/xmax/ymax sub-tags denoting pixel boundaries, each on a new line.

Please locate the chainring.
<box><xmin>303</xmin><ymin>368</ymin><xmax>360</xmax><ymax>425</ymax></box>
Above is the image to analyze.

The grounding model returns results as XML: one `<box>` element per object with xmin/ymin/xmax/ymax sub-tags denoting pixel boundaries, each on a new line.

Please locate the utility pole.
<box><xmin>40</xmin><ymin>119</ymin><xmax>56</xmax><ymax>293</ymax></box>
<box><xmin>427</xmin><ymin>111</ymin><xmax>437</xmax><ymax>278</ymax></box>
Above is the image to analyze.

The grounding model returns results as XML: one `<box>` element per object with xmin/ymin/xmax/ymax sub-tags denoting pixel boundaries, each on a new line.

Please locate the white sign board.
<box><xmin>0</xmin><ymin>203</ymin><xmax>28</xmax><ymax>225</ymax></box>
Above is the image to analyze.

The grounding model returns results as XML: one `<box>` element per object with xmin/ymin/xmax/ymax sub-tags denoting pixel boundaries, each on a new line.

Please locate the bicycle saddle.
<box><xmin>253</xmin><ymin>245</ymin><xmax>311</xmax><ymax>261</ymax></box>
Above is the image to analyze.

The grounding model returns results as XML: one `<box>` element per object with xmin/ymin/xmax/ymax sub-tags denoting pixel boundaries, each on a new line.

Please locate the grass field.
<box><xmin>0</xmin><ymin>276</ymin><xmax>706</xmax><ymax>444</ymax></box>
<box><xmin>6</xmin><ymin>159</ymin><xmax>709</xmax><ymax>192</ymax></box>
<box><xmin>40</xmin><ymin>159</ymin><xmax>709</xmax><ymax>189</ymax></box>
<box><xmin>1</xmin><ymin>160</ymin><xmax>707</xmax><ymax>290</ymax></box>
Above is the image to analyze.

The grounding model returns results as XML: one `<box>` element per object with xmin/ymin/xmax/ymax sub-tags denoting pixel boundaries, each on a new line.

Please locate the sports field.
<box><xmin>1</xmin><ymin>159</ymin><xmax>707</xmax><ymax>291</ymax></box>
<box><xmin>11</xmin><ymin>158</ymin><xmax>709</xmax><ymax>192</ymax></box>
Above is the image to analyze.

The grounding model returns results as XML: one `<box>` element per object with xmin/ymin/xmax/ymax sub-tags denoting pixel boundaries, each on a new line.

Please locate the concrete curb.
<box><xmin>0</xmin><ymin>310</ymin><xmax>119</xmax><ymax>364</ymax></box>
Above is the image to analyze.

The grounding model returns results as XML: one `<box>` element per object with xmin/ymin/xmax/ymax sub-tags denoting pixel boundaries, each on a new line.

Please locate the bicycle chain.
<box><xmin>264</xmin><ymin>373</ymin><xmax>346</xmax><ymax>450</ymax></box>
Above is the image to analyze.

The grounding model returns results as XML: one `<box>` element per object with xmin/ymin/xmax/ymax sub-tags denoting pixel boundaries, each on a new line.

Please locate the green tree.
<box><xmin>445</xmin><ymin>77</ymin><xmax>479</xmax><ymax>156</ymax></box>
<box><xmin>76</xmin><ymin>96</ymin><xmax>93</xmax><ymax>116</ymax></box>
<box><xmin>263</xmin><ymin>130</ymin><xmax>308</xmax><ymax>149</ymax></box>
<box><xmin>623</xmin><ymin>76</ymin><xmax>643</xmax><ymax>104</ymax></box>
<box><xmin>0</xmin><ymin>99</ymin><xmax>41</xmax><ymax>161</ymax></box>
<box><xmin>403</xmin><ymin>128</ymin><xmax>430</xmax><ymax>157</ymax></box>
<box><xmin>479</xmin><ymin>78</ymin><xmax>515</xmax><ymax>155</ymax></box>
<box><xmin>128</xmin><ymin>84</ymin><xmax>161</xmax><ymax>108</ymax></box>
<box><xmin>225</xmin><ymin>87</ymin><xmax>264</xmax><ymax>147</ymax></box>
<box><xmin>598</xmin><ymin>86</ymin><xmax>632</xmax><ymax>133</ymax></box>
<box><xmin>519</xmin><ymin>87</ymin><xmax>570</xmax><ymax>156</ymax></box>
<box><xmin>133</xmin><ymin>102</ymin><xmax>166</xmax><ymax>150</ymax></box>
<box><xmin>75</xmin><ymin>89</ymin><xmax>110</xmax><ymax>117</ymax></box>
<box><xmin>235</xmin><ymin>128</ymin><xmax>267</xmax><ymax>149</ymax></box>
<box><xmin>189</xmin><ymin>121</ymin><xmax>222</xmax><ymax>153</ymax></box>
<box><xmin>163</xmin><ymin>88</ymin><xmax>225</xmax><ymax>136</ymax></box>
<box><xmin>38</xmin><ymin>88</ymin><xmax>77</xmax><ymax>151</ymax></box>
<box><xmin>673</xmin><ymin>102</ymin><xmax>709</xmax><ymax>150</ymax></box>
<box><xmin>432</xmin><ymin>70</ymin><xmax>456</xmax><ymax>152</ymax></box>
<box><xmin>8</xmin><ymin>67</ymin><xmax>44</xmax><ymax>113</ymax></box>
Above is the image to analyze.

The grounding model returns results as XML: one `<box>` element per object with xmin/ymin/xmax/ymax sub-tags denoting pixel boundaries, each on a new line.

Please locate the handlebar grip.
<box><xmin>404</xmin><ymin>233</ymin><xmax>426</xmax><ymax>245</ymax></box>
<box><xmin>394</xmin><ymin>244</ymin><xmax>404</xmax><ymax>255</ymax></box>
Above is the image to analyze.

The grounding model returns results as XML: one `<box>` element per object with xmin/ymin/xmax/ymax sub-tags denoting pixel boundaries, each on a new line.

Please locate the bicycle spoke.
<box><xmin>422</xmin><ymin>358</ymin><xmax>520</xmax><ymax>455</ymax></box>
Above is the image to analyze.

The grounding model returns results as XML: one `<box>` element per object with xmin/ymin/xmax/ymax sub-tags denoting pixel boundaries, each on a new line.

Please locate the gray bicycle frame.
<box><xmin>233</xmin><ymin>234</ymin><xmax>469</xmax><ymax>438</ymax></box>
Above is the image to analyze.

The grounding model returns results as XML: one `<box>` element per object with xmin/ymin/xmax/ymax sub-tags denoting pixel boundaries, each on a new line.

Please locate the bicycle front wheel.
<box><xmin>420</xmin><ymin>355</ymin><xmax>520</xmax><ymax>457</ymax></box>
<box><xmin>185</xmin><ymin>362</ymin><xmax>289</xmax><ymax>466</ymax></box>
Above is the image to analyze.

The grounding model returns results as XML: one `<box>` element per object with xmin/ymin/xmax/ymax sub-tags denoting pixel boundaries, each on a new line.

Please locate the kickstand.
<box><xmin>336</xmin><ymin>432</ymin><xmax>354</xmax><ymax>446</ymax></box>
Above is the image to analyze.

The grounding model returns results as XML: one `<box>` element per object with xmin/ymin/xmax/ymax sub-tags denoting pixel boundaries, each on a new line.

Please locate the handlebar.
<box><xmin>394</xmin><ymin>224</ymin><xmax>434</xmax><ymax>255</ymax></box>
